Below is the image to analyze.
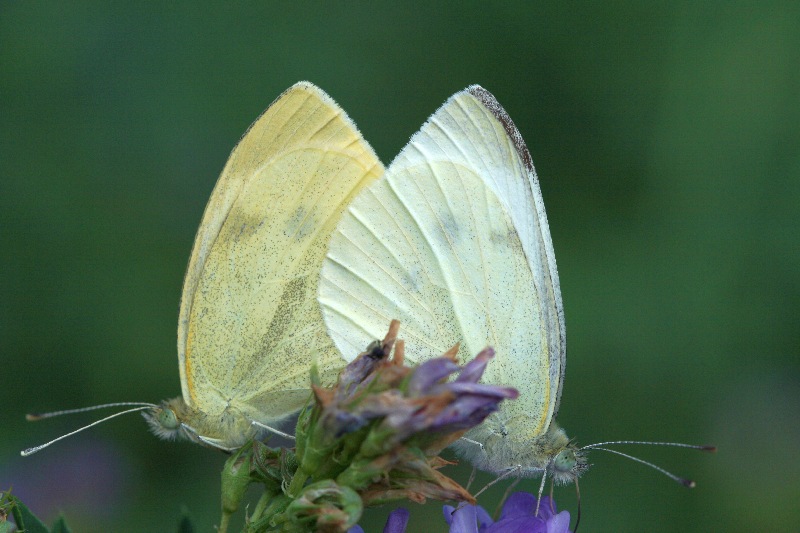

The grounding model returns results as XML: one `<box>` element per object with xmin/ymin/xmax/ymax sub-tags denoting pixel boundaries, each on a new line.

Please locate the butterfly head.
<box><xmin>549</xmin><ymin>441</ymin><xmax>589</xmax><ymax>485</ymax></box>
<box><xmin>143</xmin><ymin>397</ymin><xmax>189</xmax><ymax>441</ymax></box>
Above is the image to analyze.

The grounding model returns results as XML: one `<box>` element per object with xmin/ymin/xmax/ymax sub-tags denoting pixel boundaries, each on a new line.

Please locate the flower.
<box><xmin>348</xmin><ymin>507</ymin><xmax>410</xmax><ymax>533</ymax></box>
<box><xmin>297</xmin><ymin>320</ymin><xmax>518</xmax><ymax>505</ymax></box>
<box><xmin>443</xmin><ymin>492</ymin><xmax>571</xmax><ymax>533</ymax></box>
<box><xmin>226</xmin><ymin>320</ymin><xmax>520</xmax><ymax>532</ymax></box>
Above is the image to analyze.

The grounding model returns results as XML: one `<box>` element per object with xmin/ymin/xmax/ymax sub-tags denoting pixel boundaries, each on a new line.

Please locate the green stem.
<box><xmin>262</xmin><ymin>494</ymin><xmax>291</xmax><ymax>517</ymax></box>
<box><xmin>249</xmin><ymin>489</ymin><xmax>274</xmax><ymax>522</ymax></box>
<box><xmin>247</xmin><ymin>494</ymin><xmax>291</xmax><ymax>532</ymax></box>
<box><xmin>287</xmin><ymin>466</ymin><xmax>309</xmax><ymax>497</ymax></box>
<box><xmin>218</xmin><ymin>511</ymin><xmax>231</xmax><ymax>533</ymax></box>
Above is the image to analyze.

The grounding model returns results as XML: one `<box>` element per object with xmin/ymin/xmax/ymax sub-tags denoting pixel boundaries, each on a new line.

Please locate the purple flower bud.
<box><xmin>429</xmin><ymin>393</ymin><xmax>502</xmax><ymax>432</ymax></box>
<box><xmin>393</xmin><ymin>353</ymin><xmax>517</xmax><ymax>445</ymax></box>
<box><xmin>407</xmin><ymin>358</ymin><xmax>460</xmax><ymax>396</ymax></box>
<box><xmin>428</xmin><ymin>381</ymin><xmax>518</xmax><ymax>432</ymax></box>
<box><xmin>383</xmin><ymin>508</ymin><xmax>410</xmax><ymax>533</ymax></box>
<box><xmin>455</xmin><ymin>347</ymin><xmax>494</xmax><ymax>384</ymax></box>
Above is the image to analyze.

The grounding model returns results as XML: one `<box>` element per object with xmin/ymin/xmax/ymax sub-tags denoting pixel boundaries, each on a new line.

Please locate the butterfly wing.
<box><xmin>179</xmin><ymin>82</ymin><xmax>383</xmax><ymax>433</ymax></box>
<box><xmin>319</xmin><ymin>86</ymin><xmax>565</xmax><ymax>439</ymax></box>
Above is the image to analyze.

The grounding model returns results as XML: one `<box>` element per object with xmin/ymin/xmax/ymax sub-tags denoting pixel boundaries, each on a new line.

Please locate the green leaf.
<box><xmin>9</xmin><ymin>495</ymin><xmax>51</xmax><ymax>533</ymax></box>
<box><xmin>50</xmin><ymin>516</ymin><xmax>73</xmax><ymax>533</ymax></box>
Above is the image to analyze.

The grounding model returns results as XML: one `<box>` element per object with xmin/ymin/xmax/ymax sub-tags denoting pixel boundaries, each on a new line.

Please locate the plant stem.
<box><xmin>287</xmin><ymin>466</ymin><xmax>309</xmax><ymax>497</ymax></box>
<box><xmin>249</xmin><ymin>489</ymin><xmax>273</xmax><ymax>522</ymax></box>
<box><xmin>218</xmin><ymin>511</ymin><xmax>230</xmax><ymax>533</ymax></box>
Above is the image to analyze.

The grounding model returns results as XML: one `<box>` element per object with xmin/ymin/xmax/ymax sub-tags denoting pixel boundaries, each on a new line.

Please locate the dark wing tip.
<box><xmin>465</xmin><ymin>85</ymin><xmax>535</xmax><ymax>174</ymax></box>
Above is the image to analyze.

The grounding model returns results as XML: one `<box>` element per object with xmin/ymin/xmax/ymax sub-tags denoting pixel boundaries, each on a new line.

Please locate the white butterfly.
<box><xmin>319</xmin><ymin>85</ymin><xmax>585</xmax><ymax>484</ymax></box>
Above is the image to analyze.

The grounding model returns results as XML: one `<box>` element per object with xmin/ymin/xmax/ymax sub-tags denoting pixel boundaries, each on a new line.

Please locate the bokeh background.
<box><xmin>2</xmin><ymin>3</ymin><xmax>798</xmax><ymax>532</ymax></box>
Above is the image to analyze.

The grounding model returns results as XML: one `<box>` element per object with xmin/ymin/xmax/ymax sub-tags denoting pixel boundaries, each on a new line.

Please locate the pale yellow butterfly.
<box><xmin>23</xmin><ymin>82</ymin><xmax>383</xmax><ymax>455</ymax></box>
<box><xmin>318</xmin><ymin>86</ymin><xmax>711</xmax><ymax>503</ymax></box>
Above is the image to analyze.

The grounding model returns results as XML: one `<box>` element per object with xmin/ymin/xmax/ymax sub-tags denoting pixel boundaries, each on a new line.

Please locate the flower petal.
<box><xmin>499</xmin><ymin>491</ymin><xmax>540</xmax><ymax>520</ymax></box>
<box><xmin>408</xmin><ymin>358</ymin><xmax>460</xmax><ymax>396</ymax></box>
<box><xmin>535</xmin><ymin>495</ymin><xmax>557</xmax><ymax>520</ymax></box>
<box><xmin>383</xmin><ymin>507</ymin><xmax>410</xmax><ymax>533</ymax></box>
<box><xmin>455</xmin><ymin>348</ymin><xmax>494</xmax><ymax>383</ymax></box>
<box><xmin>443</xmin><ymin>505</ymin><xmax>456</xmax><ymax>526</ymax></box>
<box><xmin>431</xmin><ymin>396</ymin><xmax>501</xmax><ymax>431</ymax></box>
<box><xmin>546</xmin><ymin>511</ymin><xmax>571</xmax><ymax>533</ymax></box>
<box><xmin>486</xmin><ymin>516</ymin><xmax>547</xmax><ymax>533</ymax></box>
<box><xmin>475</xmin><ymin>505</ymin><xmax>493</xmax><ymax>530</ymax></box>
<box><xmin>445</xmin><ymin>503</ymin><xmax>480</xmax><ymax>533</ymax></box>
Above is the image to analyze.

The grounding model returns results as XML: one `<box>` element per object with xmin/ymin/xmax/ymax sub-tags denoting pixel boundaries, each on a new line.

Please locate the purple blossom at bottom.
<box><xmin>348</xmin><ymin>507</ymin><xmax>410</xmax><ymax>533</ymax></box>
<box><xmin>443</xmin><ymin>492</ymin><xmax>571</xmax><ymax>533</ymax></box>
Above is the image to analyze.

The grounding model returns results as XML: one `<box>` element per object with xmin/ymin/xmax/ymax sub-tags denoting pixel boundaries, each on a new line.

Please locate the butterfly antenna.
<box><xmin>588</xmin><ymin>447</ymin><xmax>697</xmax><ymax>487</ymax></box>
<box><xmin>580</xmin><ymin>440</ymin><xmax>716</xmax><ymax>488</ymax></box>
<box><xmin>21</xmin><ymin>405</ymin><xmax>155</xmax><ymax>456</ymax></box>
<box><xmin>25</xmin><ymin>402</ymin><xmax>158</xmax><ymax>421</ymax></box>
<box><xmin>582</xmin><ymin>440</ymin><xmax>716</xmax><ymax>453</ymax></box>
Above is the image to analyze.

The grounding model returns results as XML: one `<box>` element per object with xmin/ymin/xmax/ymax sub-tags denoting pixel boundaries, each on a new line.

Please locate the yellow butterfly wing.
<box><xmin>319</xmin><ymin>86</ymin><xmax>565</xmax><ymax>463</ymax></box>
<box><xmin>178</xmin><ymin>82</ymin><xmax>382</xmax><ymax>447</ymax></box>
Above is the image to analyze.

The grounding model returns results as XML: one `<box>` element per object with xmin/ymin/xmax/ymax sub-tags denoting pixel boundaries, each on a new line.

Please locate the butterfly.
<box><xmin>23</xmin><ymin>81</ymin><xmax>383</xmax><ymax>454</ymax></box>
<box><xmin>319</xmin><ymin>86</ymin><xmax>713</xmax><ymax>501</ymax></box>
<box><xmin>318</xmin><ymin>85</ymin><xmax>584</xmax><ymax>482</ymax></box>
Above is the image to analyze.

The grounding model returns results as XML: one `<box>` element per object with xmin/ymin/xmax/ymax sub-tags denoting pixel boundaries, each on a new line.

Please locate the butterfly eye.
<box><xmin>553</xmin><ymin>448</ymin><xmax>577</xmax><ymax>473</ymax></box>
<box><xmin>158</xmin><ymin>408</ymin><xmax>179</xmax><ymax>430</ymax></box>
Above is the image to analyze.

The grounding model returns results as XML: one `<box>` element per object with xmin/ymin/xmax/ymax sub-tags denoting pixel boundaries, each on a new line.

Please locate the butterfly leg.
<box><xmin>460</xmin><ymin>436</ymin><xmax>485</xmax><ymax>452</ymax></box>
<box><xmin>180</xmin><ymin>423</ymin><xmax>239</xmax><ymax>452</ymax></box>
<box><xmin>250</xmin><ymin>420</ymin><xmax>296</xmax><ymax>440</ymax></box>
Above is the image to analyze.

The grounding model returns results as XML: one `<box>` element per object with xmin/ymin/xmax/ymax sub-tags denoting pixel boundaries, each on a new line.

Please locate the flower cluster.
<box><xmin>220</xmin><ymin>320</ymin><xmax>519</xmax><ymax>532</ymax></box>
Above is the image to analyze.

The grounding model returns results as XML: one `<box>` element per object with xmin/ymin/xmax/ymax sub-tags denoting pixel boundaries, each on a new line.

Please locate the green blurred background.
<box><xmin>2</xmin><ymin>3</ymin><xmax>798</xmax><ymax>532</ymax></box>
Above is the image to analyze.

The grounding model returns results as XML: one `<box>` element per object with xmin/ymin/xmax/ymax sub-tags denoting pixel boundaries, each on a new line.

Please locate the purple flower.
<box><xmin>349</xmin><ymin>507</ymin><xmax>410</xmax><ymax>533</ymax></box>
<box><xmin>383</xmin><ymin>508</ymin><xmax>410</xmax><ymax>532</ymax></box>
<box><xmin>295</xmin><ymin>320</ymin><xmax>521</xmax><ymax>516</ymax></box>
<box><xmin>443</xmin><ymin>492</ymin><xmax>571</xmax><ymax>533</ymax></box>
<box><xmin>376</xmin><ymin>347</ymin><xmax>519</xmax><ymax>446</ymax></box>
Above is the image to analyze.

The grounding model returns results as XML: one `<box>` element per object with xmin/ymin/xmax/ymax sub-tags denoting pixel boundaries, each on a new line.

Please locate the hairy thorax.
<box><xmin>454</xmin><ymin>416</ymin><xmax>587</xmax><ymax>484</ymax></box>
<box><xmin>144</xmin><ymin>396</ymin><xmax>258</xmax><ymax>450</ymax></box>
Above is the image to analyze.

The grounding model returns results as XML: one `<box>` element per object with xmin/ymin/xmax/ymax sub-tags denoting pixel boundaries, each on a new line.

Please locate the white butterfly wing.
<box><xmin>178</xmin><ymin>82</ymin><xmax>382</xmax><ymax>433</ymax></box>
<box><xmin>320</xmin><ymin>86</ymin><xmax>565</xmax><ymax>437</ymax></box>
